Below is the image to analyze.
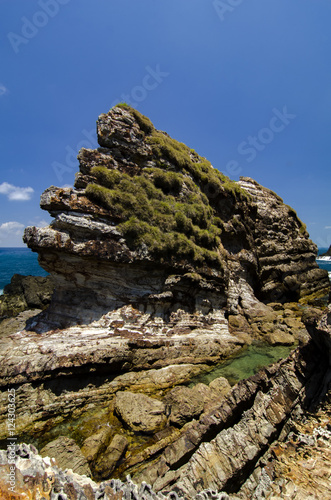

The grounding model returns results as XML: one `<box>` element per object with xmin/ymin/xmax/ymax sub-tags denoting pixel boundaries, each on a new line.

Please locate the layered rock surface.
<box><xmin>1</xmin><ymin>329</ymin><xmax>330</xmax><ymax>499</ymax></box>
<box><xmin>23</xmin><ymin>104</ymin><xmax>329</xmax><ymax>330</ymax></box>
<box><xmin>0</xmin><ymin>105</ymin><xmax>330</xmax><ymax>497</ymax></box>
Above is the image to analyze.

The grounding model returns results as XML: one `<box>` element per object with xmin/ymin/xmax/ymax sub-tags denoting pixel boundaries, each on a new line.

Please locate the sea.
<box><xmin>317</xmin><ymin>247</ymin><xmax>331</xmax><ymax>282</ymax></box>
<box><xmin>0</xmin><ymin>247</ymin><xmax>48</xmax><ymax>295</ymax></box>
<box><xmin>0</xmin><ymin>246</ymin><xmax>330</xmax><ymax>296</ymax></box>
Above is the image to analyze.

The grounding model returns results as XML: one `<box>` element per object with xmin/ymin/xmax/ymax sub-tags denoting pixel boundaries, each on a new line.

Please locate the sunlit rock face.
<box><xmin>23</xmin><ymin>104</ymin><xmax>329</xmax><ymax>330</ymax></box>
<box><xmin>1</xmin><ymin>105</ymin><xmax>330</xmax><ymax>496</ymax></box>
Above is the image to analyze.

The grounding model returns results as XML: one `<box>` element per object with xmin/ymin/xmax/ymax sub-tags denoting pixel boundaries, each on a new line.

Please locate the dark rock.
<box><xmin>94</xmin><ymin>434</ymin><xmax>129</xmax><ymax>479</ymax></box>
<box><xmin>321</xmin><ymin>245</ymin><xmax>331</xmax><ymax>257</ymax></box>
<box><xmin>0</xmin><ymin>274</ymin><xmax>54</xmax><ymax>319</ymax></box>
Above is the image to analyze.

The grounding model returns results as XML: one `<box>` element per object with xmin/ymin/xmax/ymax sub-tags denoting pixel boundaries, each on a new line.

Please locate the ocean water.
<box><xmin>317</xmin><ymin>247</ymin><xmax>331</xmax><ymax>281</ymax></box>
<box><xmin>0</xmin><ymin>247</ymin><xmax>48</xmax><ymax>295</ymax></box>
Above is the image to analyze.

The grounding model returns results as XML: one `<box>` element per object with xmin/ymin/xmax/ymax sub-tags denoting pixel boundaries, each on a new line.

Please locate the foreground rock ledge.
<box><xmin>0</xmin><ymin>304</ymin><xmax>330</xmax><ymax>499</ymax></box>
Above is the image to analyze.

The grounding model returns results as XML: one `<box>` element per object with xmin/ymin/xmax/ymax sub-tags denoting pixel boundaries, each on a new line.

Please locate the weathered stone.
<box><xmin>132</xmin><ymin>339</ymin><xmax>326</xmax><ymax>493</ymax></box>
<box><xmin>20</xmin><ymin>106</ymin><xmax>328</xmax><ymax>331</ymax></box>
<box><xmin>163</xmin><ymin>385</ymin><xmax>205</xmax><ymax>426</ymax></box>
<box><xmin>115</xmin><ymin>391</ymin><xmax>167</xmax><ymax>434</ymax></box>
<box><xmin>209</xmin><ymin>376</ymin><xmax>232</xmax><ymax>396</ymax></box>
<box><xmin>40</xmin><ymin>435</ymin><xmax>91</xmax><ymax>477</ymax></box>
<box><xmin>265</xmin><ymin>330</ymin><xmax>295</xmax><ymax>345</ymax></box>
<box><xmin>0</xmin><ymin>104</ymin><xmax>329</xmax><ymax>493</ymax></box>
<box><xmin>0</xmin><ymin>274</ymin><xmax>54</xmax><ymax>319</ymax></box>
<box><xmin>94</xmin><ymin>434</ymin><xmax>128</xmax><ymax>479</ymax></box>
<box><xmin>81</xmin><ymin>425</ymin><xmax>114</xmax><ymax>463</ymax></box>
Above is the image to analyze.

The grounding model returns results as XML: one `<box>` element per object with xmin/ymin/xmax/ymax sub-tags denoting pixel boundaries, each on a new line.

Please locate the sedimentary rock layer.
<box><xmin>23</xmin><ymin>105</ymin><xmax>329</xmax><ymax>329</ymax></box>
<box><xmin>0</xmin><ymin>325</ymin><xmax>330</xmax><ymax>499</ymax></box>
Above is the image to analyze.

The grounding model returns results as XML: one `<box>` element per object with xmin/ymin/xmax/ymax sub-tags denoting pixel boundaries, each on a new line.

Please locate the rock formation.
<box><xmin>322</xmin><ymin>244</ymin><xmax>331</xmax><ymax>256</ymax></box>
<box><xmin>23</xmin><ymin>104</ymin><xmax>329</xmax><ymax>332</ymax></box>
<box><xmin>0</xmin><ymin>104</ymin><xmax>330</xmax><ymax>498</ymax></box>
<box><xmin>0</xmin><ymin>306</ymin><xmax>330</xmax><ymax>499</ymax></box>
<box><xmin>0</xmin><ymin>274</ymin><xmax>54</xmax><ymax>320</ymax></box>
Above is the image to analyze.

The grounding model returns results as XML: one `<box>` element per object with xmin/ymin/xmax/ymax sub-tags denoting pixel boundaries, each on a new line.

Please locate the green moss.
<box><xmin>86</xmin><ymin>106</ymin><xmax>252</xmax><ymax>268</ymax></box>
<box><xmin>91</xmin><ymin>167</ymin><xmax>122</xmax><ymax>189</ymax></box>
<box><xmin>115</xmin><ymin>103</ymin><xmax>154</xmax><ymax>134</ymax></box>
<box><xmin>152</xmin><ymin>169</ymin><xmax>183</xmax><ymax>194</ymax></box>
<box><xmin>86</xmin><ymin>165</ymin><xmax>224</xmax><ymax>267</ymax></box>
<box><xmin>114</xmin><ymin>104</ymin><xmax>249</xmax><ymax>200</ymax></box>
<box><xmin>285</xmin><ymin>205</ymin><xmax>308</xmax><ymax>235</ymax></box>
<box><xmin>146</xmin><ymin>131</ymin><xmax>248</xmax><ymax>201</ymax></box>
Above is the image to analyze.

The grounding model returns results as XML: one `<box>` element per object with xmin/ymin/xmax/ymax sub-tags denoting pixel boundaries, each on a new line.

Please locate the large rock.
<box><xmin>0</xmin><ymin>274</ymin><xmax>54</xmax><ymax>319</ymax></box>
<box><xmin>163</xmin><ymin>385</ymin><xmax>205</xmax><ymax>426</ymax></box>
<box><xmin>114</xmin><ymin>391</ymin><xmax>167</xmax><ymax>434</ymax></box>
<box><xmin>0</xmin><ymin>104</ymin><xmax>329</xmax><ymax>488</ymax></box>
<box><xmin>22</xmin><ymin>105</ymin><xmax>329</xmax><ymax>330</ymax></box>
<box><xmin>81</xmin><ymin>425</ymin><xmax>114</xmax><ymax>463</ymax></box>
<box><xmin>94</xmin><ymin>434</ymin><xmax>129</xmax><ymax>479</ymax></box>
<box><xmin>40</xmin><ymin>436</ymin><xmax>91</xmax><ymax>477</ymax></box>
<box><xmin>209</xmin><ymin>376</ymin><xmax>231</xmax><ymax>396</ymax></box>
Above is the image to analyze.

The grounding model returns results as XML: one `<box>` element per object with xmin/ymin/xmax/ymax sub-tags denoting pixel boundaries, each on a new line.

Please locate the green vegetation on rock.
<box><xmin>285</xmin><ymin>205</ymin><xmax>309</xmax><ymax>236</ymax></box>
<box><xmin>86</xmin><ymin>166</ymin><xmax>222</xmax><ymax>266</ymax></box>
<box><xmin>86</xmin><ymin>104</ymin><xmax>250</xmax><ymax>268</ymax></box>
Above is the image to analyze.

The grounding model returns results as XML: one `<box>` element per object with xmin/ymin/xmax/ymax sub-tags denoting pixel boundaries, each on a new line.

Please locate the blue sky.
<box><xmin>0</xmin><ymin>0</ymin><xmax>330</xmax><ymax>247</ymax></box>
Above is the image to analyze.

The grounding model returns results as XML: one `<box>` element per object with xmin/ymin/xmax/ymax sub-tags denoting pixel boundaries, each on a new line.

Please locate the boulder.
<box><xmin>114</xmin><ymin>391</ymin><xmax>167</xmax><ymax>434</ymax></box>
<box><xmin>94</xmin><ymin>434</ymin><xmax>129</xmax><ymax>479</ymax></box>
<box><xmin>265</xmin><ymin>330</ymin><xmax>295</xmax><ymax>346</ymax></box>
<box><xmin>163</xmin><ymin>385</ymin><xmax>205</xmax><ymax>426</ymax></box>
<box><xmin>40</xmin><ymin>436</ymin><xmax>91</xmax><ymax>477</ymax></box>
<box><xmin>81</xmin><ymin>425</ymin><xmax>114</xmax><ymax>463</ymax></box>
<box><xmin>0</xmin><ymin>274</ymin><xmax>54</xmax><ymax>319</ymax></box>
<box><xmin>209</xmin><ymin>376</ymin><xmax>231</xmax><ymax>396</ymax></box>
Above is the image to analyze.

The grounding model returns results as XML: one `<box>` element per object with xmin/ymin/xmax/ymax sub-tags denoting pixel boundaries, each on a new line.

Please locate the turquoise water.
<box><xmin>189</xmin><ymin>343</ymin><xmax>295</xmax><ymax>387</ymax></box>
<box><xmin>0</xmin><ymin>247</ymin><xmax>48</xmax><ymax>294</ymax></box>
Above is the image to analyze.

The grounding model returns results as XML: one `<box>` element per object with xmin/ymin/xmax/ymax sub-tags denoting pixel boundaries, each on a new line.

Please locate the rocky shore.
<box><xmin>0</xmin><ymin>105</ymin><xmax>330</xmax><ymax>498</ymax></box>
<box><xmin>0</xmin><ymin>274</ymin><xmax>54</xmax><ymax>322</ymax></box>
<box><xmin>0</xmin><ymin>306</ymin><xmax>330</xmax><ymax>498</ymax></box>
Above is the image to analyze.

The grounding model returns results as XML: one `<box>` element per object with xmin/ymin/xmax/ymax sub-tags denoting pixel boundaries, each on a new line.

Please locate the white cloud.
<box><xmin>0</xmin><ymin>182</ymin><xmax>34</xmax><ymax>201</ymax></box>
<box><xmin>325</xmin><ymin>226</ymin><xmax>331</xmax><ymax>230</ymax></box>
<box><xmin>35</xmin><ymin>219</ymin><xmax>49</xmax><ymax>228</ymax></box>
<box><xmin>0</xmin><ymin>221</ymin><xmax>25</xmax><ymax>246</ymax></box>
<box><xmin>0</xmin><ymin>84</ymin><xmax>7</xmax><ymax>96</ymax></box>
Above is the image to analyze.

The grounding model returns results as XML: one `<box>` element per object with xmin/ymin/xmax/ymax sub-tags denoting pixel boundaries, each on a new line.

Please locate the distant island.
<box><xmin>322</xmin><ymin>244</ymin><xmax>331</xmax><ymax>257</ymax></box>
